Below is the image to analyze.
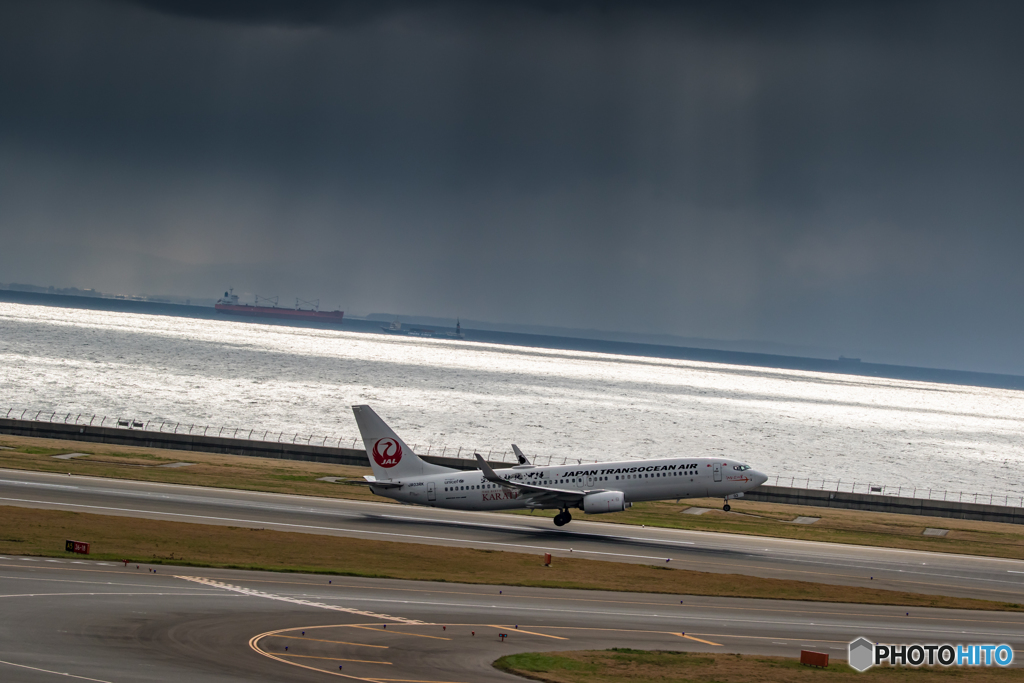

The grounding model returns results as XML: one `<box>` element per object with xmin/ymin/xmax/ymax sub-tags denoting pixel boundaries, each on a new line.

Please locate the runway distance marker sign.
<box><xmin>65</xmin><ymin>540</ymin><xmax>89</xmax><ymax>554</ymax></box>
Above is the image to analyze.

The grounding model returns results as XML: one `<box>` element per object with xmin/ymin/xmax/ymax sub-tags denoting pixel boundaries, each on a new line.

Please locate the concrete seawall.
<box><xmin>0</xmin><ymin>417</ymin><xmax>493</xmax><ymax>471</ymax></box>
<box><xmin>3</xmin><ymin>417</ymin><xmax>1022</xmax><ymax>524</ymax></box>
<box><xmin>744</xmin><ymin>485</ymin><xmax>1024</xmax><ymax>525</ymax></box>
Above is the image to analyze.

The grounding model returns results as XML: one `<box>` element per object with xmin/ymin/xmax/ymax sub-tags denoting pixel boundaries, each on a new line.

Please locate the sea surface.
<box><xmin>1</xmin><ymin>302</ymin><xmax>1022</xmax><ymax>498</ymax></box>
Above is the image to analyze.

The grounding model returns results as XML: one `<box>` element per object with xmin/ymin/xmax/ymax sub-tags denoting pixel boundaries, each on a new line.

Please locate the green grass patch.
<box><xmin>494</xmin><ymin>650</ymin><xmax>1024</xmax><ymax>682</ymax></box>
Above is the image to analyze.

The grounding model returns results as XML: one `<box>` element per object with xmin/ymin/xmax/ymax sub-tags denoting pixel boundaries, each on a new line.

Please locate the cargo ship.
<box><xmin>215</xmin><ymin>289</ymin><xmax>344</xmax><ymax>323</ymax></box>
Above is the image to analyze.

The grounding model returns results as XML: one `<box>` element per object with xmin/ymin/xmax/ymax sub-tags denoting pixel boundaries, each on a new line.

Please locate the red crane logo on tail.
<box><xmin>372</xmin><ymin>438</ymin><xmax>403</xmax><ymax>468</ymax></box>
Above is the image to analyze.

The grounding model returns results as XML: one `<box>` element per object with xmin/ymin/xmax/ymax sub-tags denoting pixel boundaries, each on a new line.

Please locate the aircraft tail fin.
<box><xmin>351</xmin><ymin>405</ymin><xmax>454</xmax><ymax>480</ymax></box>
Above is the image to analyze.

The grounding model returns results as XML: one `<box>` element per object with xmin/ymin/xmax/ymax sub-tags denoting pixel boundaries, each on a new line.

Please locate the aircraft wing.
<box><xmin>474</xmin><ymin>454</ymin><xmax>602</xmax><ymax>505</ymax></box>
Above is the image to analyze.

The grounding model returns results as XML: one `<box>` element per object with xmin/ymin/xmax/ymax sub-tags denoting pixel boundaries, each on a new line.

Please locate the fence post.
<box><xmin>441</xmin><ymin>446</ymin><xmax>446</xmax><ymax>456</ymax></box>
<box><xmin>21</xmin><ymin>409</ymin><xmax>27</xmax><ymax>419</ymax></box>
<box><xmin>101</xmin><ymin>416</ymin><xmax>107</xmax><ymax>427</ymax></box>
<box><xmin>172</xmin><ymin>422</ymin><xmax>178</xmax><ymax>433</ymax></box>
<box><xmin>4</xmin><ymin>408</ymin><xmax>10</xmax><ymax>418</ymax></box>
<box><xmin>456</xmin><ymin>447</ymin><xmax>462</xmax><ymax>457</ymax></box>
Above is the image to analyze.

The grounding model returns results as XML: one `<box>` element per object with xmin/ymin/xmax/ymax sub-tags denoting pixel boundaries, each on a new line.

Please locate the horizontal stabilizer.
<box><xmin>363</xmin><ymin>475</ymin><xmax>403</xmax><ymax>489</ymax></box>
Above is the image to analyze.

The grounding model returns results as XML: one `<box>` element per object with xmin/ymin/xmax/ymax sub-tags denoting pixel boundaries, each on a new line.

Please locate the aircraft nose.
<box><xmin>753</xmin><ymin>470</ymin><xmax>769</xmax><ymax>486</ymax></box>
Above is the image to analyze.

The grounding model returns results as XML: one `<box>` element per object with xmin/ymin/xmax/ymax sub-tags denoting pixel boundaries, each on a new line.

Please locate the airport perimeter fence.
<box><xmin>5</xmin><ymin>406</ymin><xmax>1023</xmax><ymax>508</ymax></box>
<box><xmin>767</xmin><ymin>474</ymin><xmax>1024</xmax><ymax>509</ymax></box>
<box><xmin>0</xmin><ymin>406</ymin><xmax>596</xmax><ymax>467</ymax></box>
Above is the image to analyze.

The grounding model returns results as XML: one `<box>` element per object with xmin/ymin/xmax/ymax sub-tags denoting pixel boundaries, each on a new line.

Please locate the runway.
<box><xmin>2</xmin><ymin>558</ymin><xmax>1023</xmax><ymax>682</ymax></box>
<box><xmin>1</xmin><ymin>468</ymin><xmax>1023</xmax><ymax>604</ymax></box>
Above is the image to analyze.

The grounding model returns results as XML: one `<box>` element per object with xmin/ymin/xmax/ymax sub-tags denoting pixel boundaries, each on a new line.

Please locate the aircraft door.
<box><xmin>713</xmin><ymin>463</ymin><xmax>722</xmax><ymax>482</ymax></box>
<box><xmin>427</xmin><ymin>482</ymin><xmax>435</xmax><ymax>501</ymax></box>
<box><xmin>586</xmin><ymin>475</ymin><xmax>594</xmax><ymax>487</ymax></box>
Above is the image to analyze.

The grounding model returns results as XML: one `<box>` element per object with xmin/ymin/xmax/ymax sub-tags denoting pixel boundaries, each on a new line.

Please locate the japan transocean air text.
<box><xmin>351</xmin><ymin>405</ymin><xmax>768</xmax><ymax>527</ymax></box>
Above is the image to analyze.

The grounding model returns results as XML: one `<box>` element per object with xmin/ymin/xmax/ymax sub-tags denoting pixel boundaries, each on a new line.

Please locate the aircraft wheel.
<box><xmin>723</xmin><ymin>503</ymin><xmax>731</xmax><ymax>512</ymax></box>
<box><xmin>553</xmin><ymin>513</ymin><xmax>567</xmax><ymax>527</ymax></box>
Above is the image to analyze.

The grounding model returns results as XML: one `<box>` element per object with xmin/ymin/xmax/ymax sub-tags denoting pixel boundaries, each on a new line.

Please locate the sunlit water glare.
<box><xmin>1</xmin><ymin>302</ymin><xmax>1021</xmax><ymax>497</ymax></box>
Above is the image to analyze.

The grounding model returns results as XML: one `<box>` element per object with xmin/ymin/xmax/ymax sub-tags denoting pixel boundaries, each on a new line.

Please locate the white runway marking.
<box><xmin>0</xmin><ymin>659</ymin><xmax>114</xmax><ymax>682</ymax></box>
<box><xmin>0</xmin><ymin>478</ymin><xmax>80</xmax><ymax>490</ymax></box>
<box><xmin>176</xmin><ymin>575</ymin><xmax>426</xmax><ymax>624</ymax></box>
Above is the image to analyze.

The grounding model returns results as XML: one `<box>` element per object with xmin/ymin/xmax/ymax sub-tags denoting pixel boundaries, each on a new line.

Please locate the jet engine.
<box><xmin>582</xmin><ymin>490</ymin><xmax>626</xmax><ymax>514</ymax></box>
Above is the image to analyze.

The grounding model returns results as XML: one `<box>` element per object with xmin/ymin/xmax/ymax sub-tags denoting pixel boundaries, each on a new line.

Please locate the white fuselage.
<box><xmin>370</xmin><ymin>456</ymin><xmax>767</xmax><ymax>512</ymax></box>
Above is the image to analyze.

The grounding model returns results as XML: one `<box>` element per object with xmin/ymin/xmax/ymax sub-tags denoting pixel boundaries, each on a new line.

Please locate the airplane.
<box><xmin>353</xmin><ymin>405</ymin><xmax>769</xmax><ymax>526</ymax></box>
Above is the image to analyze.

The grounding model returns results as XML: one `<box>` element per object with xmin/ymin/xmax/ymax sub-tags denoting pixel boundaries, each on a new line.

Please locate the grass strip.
<box><xmin>0</xmin><ymin>505</ymin><xmax>1021</xmax><ymax>612</ymax></box>
<box><xmin>494</xmin><ymin>649</ymin><xmax>1024</xmax><ymax>682</ymax></box>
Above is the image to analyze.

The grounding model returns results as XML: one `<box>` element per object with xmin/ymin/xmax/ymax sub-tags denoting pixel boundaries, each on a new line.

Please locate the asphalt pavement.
<box><xmin>2</xmin><ymin>558</ymin><xmax>1023</xmax><ymax>682</ymax></box>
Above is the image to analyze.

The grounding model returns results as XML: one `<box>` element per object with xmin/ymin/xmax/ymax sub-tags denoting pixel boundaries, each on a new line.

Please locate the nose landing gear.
<box><xmin>553</xmin><ymin>509</ymin><xmax>573</xmax><ymax>526</ymax></box>
<box><xmin>722</xmin><ymin>503</ymin><xmax>731</xmax><ymax>512</ymax></box>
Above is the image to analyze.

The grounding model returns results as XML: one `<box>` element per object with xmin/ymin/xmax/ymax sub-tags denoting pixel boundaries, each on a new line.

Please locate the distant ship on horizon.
<box><xmin>381</xmin><ymin>318</ymin><xmax>464</xmax><ymax>339</ymax></box>
<box><xmin>215</xmin><ymin>289</ymin><xmax>344</xmax><ymax>324</ymax></box>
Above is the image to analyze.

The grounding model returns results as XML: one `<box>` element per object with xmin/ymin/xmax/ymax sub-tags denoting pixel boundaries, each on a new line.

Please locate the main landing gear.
<box><xmin>554</xmin><ymin>509</ymin><xmax>573</xmax><ymax>527</ymax></box>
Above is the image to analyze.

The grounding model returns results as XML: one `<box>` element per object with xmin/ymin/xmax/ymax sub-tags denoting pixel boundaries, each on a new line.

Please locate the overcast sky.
<box><xmin>1</xmin><ymin>0</ymin><xmax>1022</xmax><ymax>374</ymax></box>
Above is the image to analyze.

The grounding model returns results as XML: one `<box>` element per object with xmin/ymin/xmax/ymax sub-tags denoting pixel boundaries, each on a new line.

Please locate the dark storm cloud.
<box><xmin>1</xmin><ymin>0</ymin><xmax>1023</xmax><ymax>373</ymax></box>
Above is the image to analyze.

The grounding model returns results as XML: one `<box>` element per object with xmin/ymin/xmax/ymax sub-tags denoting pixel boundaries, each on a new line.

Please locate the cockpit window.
<box><xmin>733</xmin><ymin>464</ymin><xmax>751</xmax><ymax>471</ymax></box>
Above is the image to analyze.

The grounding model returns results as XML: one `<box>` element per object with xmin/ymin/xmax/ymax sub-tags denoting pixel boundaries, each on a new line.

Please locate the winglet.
<box><xmin>475</xmin><ymin>453</ymin><xmax>505</xmax><ymax>483</ymax></box>
<box><xmin>512</xmin><ymin>444</ymin><xmax>530</xmax><ymax>465</ymax></box>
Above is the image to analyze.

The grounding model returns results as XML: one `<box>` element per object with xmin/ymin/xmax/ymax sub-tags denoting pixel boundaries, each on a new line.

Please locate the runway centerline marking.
<box><xmin>139</xmin><ymin>572</ymin><xmax>1024</xmax><ymax>625</ymax></box>
<box><xmin>176</xmin><ymin>576</ymin><xmax>425</xmax><ymax>624</ymax></box>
